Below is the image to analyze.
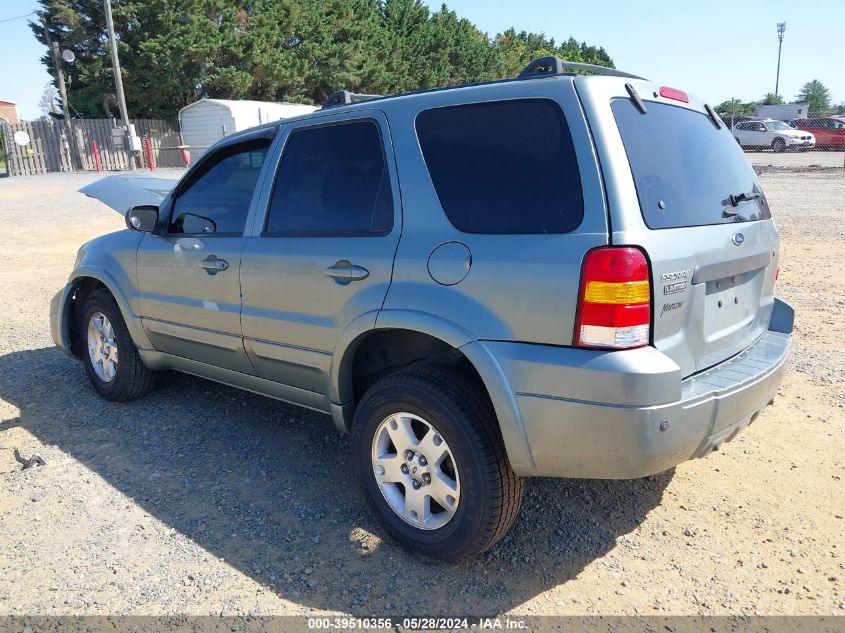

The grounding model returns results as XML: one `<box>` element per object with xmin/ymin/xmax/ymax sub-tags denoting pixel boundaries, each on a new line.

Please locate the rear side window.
<box><xmin>612</xmin><ymin>100</ymin><xmax>771</xmax><ymax>229</ymax></box>
<box><xmin>415</xmin><ymin>99</ymin><xmax>583</xmax><ymax>234</ymax></box>
<box><xmin>265</xmin><ymin>120</ymin><xmax>393</xmax><ymax>236</ymax></box>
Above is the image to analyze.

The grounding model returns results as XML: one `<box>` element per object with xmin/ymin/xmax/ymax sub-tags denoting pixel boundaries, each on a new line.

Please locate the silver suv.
<box><xmin>51</xmin><ymin>57</ymin><xmax>794</xmax><ymax>561</ymax></box>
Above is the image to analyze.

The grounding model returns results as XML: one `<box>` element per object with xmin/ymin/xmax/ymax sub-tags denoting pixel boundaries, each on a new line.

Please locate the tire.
<box><xmin>79</xmin><ymin>288</ymin><xmax>154</xmax><ymax>402</ymax></box>
<box><xmin>772</xmin><ymin>137</ymin><xmax>786</xmax><ymax>153</ymax></box>
<box><xmin>350</xmin><ymin>366</ymin><xmax>523</xmax><ymax>561</ymax></box>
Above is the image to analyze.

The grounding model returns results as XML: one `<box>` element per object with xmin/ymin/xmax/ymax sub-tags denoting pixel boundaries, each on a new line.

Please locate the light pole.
<box><xmin>775</xmin><ymin>22</ymin><xmax>786</xmax><ymax>98</ymax></box>
<box><xmin>104</xmin><ymin>0</ymin><xmax>135</xmax><ymax>169</ymax></box>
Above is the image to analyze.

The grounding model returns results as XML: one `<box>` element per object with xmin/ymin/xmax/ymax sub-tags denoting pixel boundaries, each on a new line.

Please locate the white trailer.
<box><xmin>755</xmin><ymin>103</ymin><xmax>809</xmax><ymax>121</ymax></box>
<box><xmin>178</xmin><ymin>99</ymin><xmax>317</xmax><ymax>157</ymax></box>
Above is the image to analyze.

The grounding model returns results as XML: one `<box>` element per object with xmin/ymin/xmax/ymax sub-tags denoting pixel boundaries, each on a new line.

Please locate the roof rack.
<box><xmin>518</xmin><ymin>56</ymin><xmax>645</xmax><ymax>81</ymax></box>
<box><xmin>322</xmin><ymin>90</ymin><xmax>383</xmax><ymax>109</ymax></box>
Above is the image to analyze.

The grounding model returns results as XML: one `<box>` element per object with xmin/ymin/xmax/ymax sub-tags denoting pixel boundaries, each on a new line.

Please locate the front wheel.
<box><xmin>350</xmin><ymin>366</ymin><xmax>523</xmax><ymax>561</ymax></box>
<box><xmin>772</xmin><ymin>138</ymin><xmax>786</xmax><ymax>153</ymax></box>
<box><xmin>80</xmin><ymin>288</ymin><xmax>154</xmax><ymax>402</ymax></box>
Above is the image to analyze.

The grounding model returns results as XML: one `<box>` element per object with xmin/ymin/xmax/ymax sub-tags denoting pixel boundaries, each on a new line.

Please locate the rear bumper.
<box><xmin>485</xmin><ymin>299</ymin><xmax>793</xmax><ymax>479</ymax></box>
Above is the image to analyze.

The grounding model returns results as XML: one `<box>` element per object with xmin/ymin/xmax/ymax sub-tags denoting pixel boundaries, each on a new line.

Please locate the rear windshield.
<box><xmin>612</xmin><ymin>99</ymin><xmax>771</xmax><ymax>229</ymax></box>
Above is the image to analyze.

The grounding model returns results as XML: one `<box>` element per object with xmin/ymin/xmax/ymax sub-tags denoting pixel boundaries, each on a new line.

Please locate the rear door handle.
<box><xmin>199</xmin><ymin>255</ymin><xmax>229</xmax><ymax>274</ymax></box>
<box><xmin>323</xmin><ymin>260</ymin><xmax>369</xmax><ymax>284</ymax></box>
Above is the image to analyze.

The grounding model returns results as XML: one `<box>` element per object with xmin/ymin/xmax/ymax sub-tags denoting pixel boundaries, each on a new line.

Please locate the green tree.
<box><xmin>714</xmin><ymin>99</ymin><xmax>758</xmax><ymax>119</ymax></box>
<box><xmin>31</xmin><ymin>0</ymin><xmax>615</xmax><ymax>118</ymax></box>
<box><xmin>796</xmin><ymin>79</ymin><xmax>831</xmax><ymax>115</ymax></box>
<box><xmin>761</xmin><ymin>92</ymin><xmax>784</xmax><ymax>105</ymax></box>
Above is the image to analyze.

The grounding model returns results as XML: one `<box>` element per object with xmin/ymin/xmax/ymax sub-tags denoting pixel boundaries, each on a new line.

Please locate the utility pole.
<box><xmin>775</xmin><ymin>22</ymin><xmax>786</xmax><ymax>98</ymax></box>
<box><xmin>40</xmin><ymin>13</ymin><xmax>80</xmax><ymax>170</ymax></box>
<box><xmin>104</xmin><ymin>0</ymin><xmax>135</xmax><ymax>169</ymax></box>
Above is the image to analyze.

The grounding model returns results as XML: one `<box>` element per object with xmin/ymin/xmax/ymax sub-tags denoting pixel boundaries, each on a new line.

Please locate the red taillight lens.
<box><xmin>659</xmin><ymin>86</ymin><xmax>689</xmax><ymax>103</ymax></box>
<box><xmin>575</xmin><ymin>247</ymin><xmax>651</xmax><ymax>349</ymax></box>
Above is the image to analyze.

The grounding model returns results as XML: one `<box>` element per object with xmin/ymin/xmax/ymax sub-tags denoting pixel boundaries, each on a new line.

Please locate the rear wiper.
<box><xmin>727</xmin><ymin>191</ymin><xmax>761</xmax><ymax>207</ymax></box>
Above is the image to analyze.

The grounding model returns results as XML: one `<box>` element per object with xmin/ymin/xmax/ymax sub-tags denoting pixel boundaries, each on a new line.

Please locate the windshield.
<box><xmin>612</xmin><ymin>99</ymin><xmax>771</xmax><ymax>229</ymax></box>
<box><xmin>765</xmin><ymin>121</ymin><xmax>792</xmax><ymax>131</ymax></box>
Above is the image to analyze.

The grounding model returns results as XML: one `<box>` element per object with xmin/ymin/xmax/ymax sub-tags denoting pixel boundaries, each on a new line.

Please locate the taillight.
<box><xmin>575</xmin><ymin>247</ymin><xmax>651</xmax><ymax>349</ymax></box>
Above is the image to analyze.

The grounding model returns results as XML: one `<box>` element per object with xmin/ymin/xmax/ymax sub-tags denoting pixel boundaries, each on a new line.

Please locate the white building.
<box><xmin>178</xmin><ymin>99</ymin><xmax>318</xmax><ymax>157</ymax></box>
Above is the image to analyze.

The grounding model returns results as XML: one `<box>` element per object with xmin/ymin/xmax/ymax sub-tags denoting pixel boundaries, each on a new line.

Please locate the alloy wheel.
<box><xmin>371</xmin><ymin>412</ymin><xmax>460</xmax><ymax>530</ymax></box>
<box><xmin>87</xmin><ymin>311</ymin><xmax>118</xmax><ymax>382</ymax></box>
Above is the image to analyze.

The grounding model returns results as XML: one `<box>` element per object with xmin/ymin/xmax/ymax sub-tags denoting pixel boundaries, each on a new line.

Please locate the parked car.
<box><xmin>722</xmin><ymin>114</ymin><xmax>754</xmax><ymax>129</ymax></box>
<box><xmin>51</xmin><ymin>56</ymin><xmax>793</xmax><ymax>560</ymax></box>
<box><xmin>792</xmin><ymin>117</ymin><xmax>845</xmax><ymax>150</ymax></box>
<box><xmin>732</xmin><ymin>119</ymin><xmax>815</xmax><ymax>152</ymax></box>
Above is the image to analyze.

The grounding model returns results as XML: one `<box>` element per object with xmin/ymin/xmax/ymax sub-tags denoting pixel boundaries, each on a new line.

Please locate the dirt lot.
<box><xmin>0</xmin><ymin>160</ymin><xmax>843</xmax><ymax>618</ymax></box>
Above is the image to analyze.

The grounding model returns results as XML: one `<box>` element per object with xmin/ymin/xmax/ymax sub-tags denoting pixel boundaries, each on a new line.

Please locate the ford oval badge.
<box><xmin>731</xmin><ymin>232</ymin><xmax>745</xmax><ymax>246</ymax></box>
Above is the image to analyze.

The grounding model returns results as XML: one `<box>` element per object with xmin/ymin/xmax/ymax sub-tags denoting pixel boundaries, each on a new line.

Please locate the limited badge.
<box><xmin>664</xmin><ymin>280</ymin><xmax>687</xmax><ymax>295</ymax></box>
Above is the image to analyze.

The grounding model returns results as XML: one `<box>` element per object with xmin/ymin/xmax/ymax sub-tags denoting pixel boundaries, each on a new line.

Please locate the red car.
<box><xmin>794</xmin><ymin>117</ymin><xmax>845</xmax><ymax>149</ymax></box>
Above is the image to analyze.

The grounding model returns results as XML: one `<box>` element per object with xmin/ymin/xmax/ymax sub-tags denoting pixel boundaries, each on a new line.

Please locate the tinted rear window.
<box><xmin>612</xmin><ymin>99</ymin><xmax>771</xmax><ymax>229</ymax></box>
<box><xmin>415</xmin><ymin>99</ymin><xmax>583</xmax><ymax>234</ymax></box>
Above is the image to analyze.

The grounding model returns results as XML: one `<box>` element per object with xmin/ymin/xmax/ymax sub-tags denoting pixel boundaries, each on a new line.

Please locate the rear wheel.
<box><xmin>772</xmin><ymin>137</ymin><xmax>786</xmax><ymax>153</ymax></box>
<box><xmin>350</xmin><ymin>366</ymin><xmax>523</xmax><ymax>561</ymax></box>
<box><xmin>80</xmin><ymin>289</ymin><xmax>154</xmax><ymax>402</ymax></box>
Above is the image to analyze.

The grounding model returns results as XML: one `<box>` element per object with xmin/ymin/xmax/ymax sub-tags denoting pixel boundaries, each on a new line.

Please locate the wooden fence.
<box><xmin>0</xmin><ymin>118</ymin><xmax>184</xmax><ymax>176</ymax></box>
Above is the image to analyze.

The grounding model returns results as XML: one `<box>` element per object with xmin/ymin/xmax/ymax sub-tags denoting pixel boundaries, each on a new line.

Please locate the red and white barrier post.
<box><xmin>144</xmin><ymin>136</ymin><xmax>154</xmax><ymax>172</ymax></box>
<box><xmin>91</xmin><ymin>139</ymin><xmax>102</xmax><ymax>172</ymax></box>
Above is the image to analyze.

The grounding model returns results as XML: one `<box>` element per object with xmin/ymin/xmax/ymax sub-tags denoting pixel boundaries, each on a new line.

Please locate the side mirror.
<box><xmin>180</xmin><ymin>213</ymin><xmax>217</xmax><ymax>234</ymax></box>
<box><xmin>125</xmin><ymin>205</ymin><xmax>159</xmax><ymax>232</ymax></box>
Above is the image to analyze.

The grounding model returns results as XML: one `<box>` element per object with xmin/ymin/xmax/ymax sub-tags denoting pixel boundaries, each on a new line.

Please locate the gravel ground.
<box><xmin>745</xmin><ymin>150</ymin><xmax>845</xmax><ymax>170</ymax></box>
<box><xmin>0</xmin><ymin>168</ymin><xmax>843</xmax><ymax>618</ymax></box>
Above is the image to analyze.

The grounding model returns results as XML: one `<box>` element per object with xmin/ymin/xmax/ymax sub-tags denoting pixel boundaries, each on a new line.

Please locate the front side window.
<box><xmin>765</xmin><ymin>121</ymin><xmax>791</xmax><ymax>131</ymax></box>
<box><xmin>170</xmin><ymin>140</ymin><xmax>270</xmax><ymax>235</ymax></box>
<box><xmin>265</xmin><ymin>120</ymin><xmax>393</xmax><ymax>236</ymax></box>
<box><xmin>415</xmin><ymin>99</ymin><xmax>584</xmax><ymax>234</ymax></box>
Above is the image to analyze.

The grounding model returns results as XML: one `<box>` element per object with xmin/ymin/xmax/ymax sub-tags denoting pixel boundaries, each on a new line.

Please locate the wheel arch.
<box><xmin>64</xmin><ymin>267</ymin><xmax>153</xmax><ymax>357</ymax></box>
<box><xmin>330</xmin><ymin>310</ymin><xmax>536</xmax><ymax>476</ymax></box>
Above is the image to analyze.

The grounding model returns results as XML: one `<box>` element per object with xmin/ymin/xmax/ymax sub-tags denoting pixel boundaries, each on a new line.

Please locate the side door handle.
<box><xmin>323</xmin><ymin>260</ymin><xmax>369</xmax><ymax>285</ymax></box>
<box><xmin>199</xmin><ymin>255</ymin><xmax>229</xmax><ymax>274</ymax></box>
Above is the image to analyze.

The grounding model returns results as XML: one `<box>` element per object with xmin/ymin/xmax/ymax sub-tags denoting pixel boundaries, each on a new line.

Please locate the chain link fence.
<box><xmin>714</xmin><ymin>100</ymin><xmax>845</xmax><ymax>170</ymax></box>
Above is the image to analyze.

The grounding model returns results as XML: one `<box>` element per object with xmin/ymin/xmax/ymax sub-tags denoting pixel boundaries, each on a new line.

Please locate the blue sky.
<box><xmin>2</xmin><ymin>0</ymin><xmax>843</xmax><ymax>120</ymax></box>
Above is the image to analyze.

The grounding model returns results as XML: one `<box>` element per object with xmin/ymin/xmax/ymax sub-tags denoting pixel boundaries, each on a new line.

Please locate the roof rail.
<box><xmin>322</xmin><ymin>90</ymin><xmax>383</xmax><ymax>109</ymax></box>
<box><xmin>518</xmin><ymin>56</ymin><xmax>645</xmax><ymax>81</ymax></box>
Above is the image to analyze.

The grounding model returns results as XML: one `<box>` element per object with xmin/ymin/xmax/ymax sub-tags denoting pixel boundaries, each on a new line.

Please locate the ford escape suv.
<box><xmin>51</xmin><ymin>57</ymin><xmax>794</xmax><ymax>561</ymax></box>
